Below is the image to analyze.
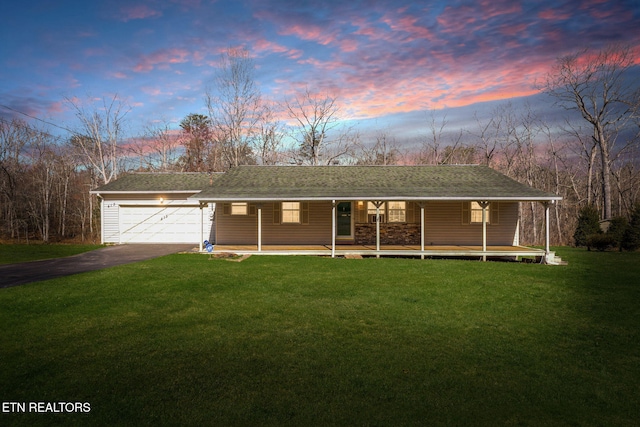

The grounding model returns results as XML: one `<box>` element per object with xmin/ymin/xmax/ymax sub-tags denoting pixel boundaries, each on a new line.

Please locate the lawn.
<box><xmin>1</xmin><ymin>248</ymin><xmax>639</xmax><ymax>426</ymax></box>
<box><xmin>0</xmin><ymin>243</ymin><xmax>103</xmax><ymax>264</ymax></box>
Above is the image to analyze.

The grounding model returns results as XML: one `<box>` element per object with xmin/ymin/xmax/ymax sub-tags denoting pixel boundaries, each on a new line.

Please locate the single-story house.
<box><xmin>91</xmin><ymin>172</ymin><xmax>220</xmax><ymax>244</ymax></box>
<box><xmin>189</xmin><ymin>165</ymin><xmax>563</xmax><ymax>263</ymax></box>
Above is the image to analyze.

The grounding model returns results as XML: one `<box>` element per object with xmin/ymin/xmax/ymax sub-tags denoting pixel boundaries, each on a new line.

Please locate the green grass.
<box><xmin>0</xmin><ymin>244</ymin><xmax>103</xmax><ymax>264</ymax></box>
<box><xmin>1</xmin><ymin>248</ymin><xmax>639</xmax><ymax>426</ymax></box>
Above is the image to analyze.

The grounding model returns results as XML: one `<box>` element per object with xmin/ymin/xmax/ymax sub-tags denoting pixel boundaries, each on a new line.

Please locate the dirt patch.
<box><xmin>209</xmin><ymin>252</ymin><xmax>251</xmax><ymax>262</ymax></box>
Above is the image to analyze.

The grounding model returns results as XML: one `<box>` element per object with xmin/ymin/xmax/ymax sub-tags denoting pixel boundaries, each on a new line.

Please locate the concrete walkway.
<box><xmin>0</xmin><ymin>244</ymin><xmax>197</xmax><ymax>288</ymax></box>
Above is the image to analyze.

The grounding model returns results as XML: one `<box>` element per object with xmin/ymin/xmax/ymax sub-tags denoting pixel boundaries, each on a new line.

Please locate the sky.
<box><xmin>1</xmin><ymin>0</ymin><xmax>639</xmax><ymax>142</ymax></box>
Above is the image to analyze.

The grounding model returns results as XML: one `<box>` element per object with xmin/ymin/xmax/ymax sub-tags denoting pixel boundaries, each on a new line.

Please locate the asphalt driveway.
<box><xmin>0</xmin><ymin>244</ymin><xmax>197</xmax><ymax>288</ymax></box>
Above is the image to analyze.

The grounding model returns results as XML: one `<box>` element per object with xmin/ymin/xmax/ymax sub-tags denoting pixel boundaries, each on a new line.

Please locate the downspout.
<box><xmin>199</xmin><ymin>202</ymin><xmax>204</xmax><ymax>252</ymax></box>
<box><xmin>97</xmin><ymin>194</ymin><xmax>104</xmax><ymax>245</ymax></box>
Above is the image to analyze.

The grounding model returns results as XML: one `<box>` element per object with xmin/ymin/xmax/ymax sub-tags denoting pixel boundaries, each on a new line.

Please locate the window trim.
<box><xmin>387</xmin><ymin>201</ymin><xmax>406</xmax><ymax>223</ymax></box>
<box><xmin>281</xmin><ymin>201</ymin><xmax>301</xmax><ymax>224</ymax></box>
<box><xmin>231</xmin><ymin>202</ymin><xmax>248</xmax><ymax>216</ymax></box>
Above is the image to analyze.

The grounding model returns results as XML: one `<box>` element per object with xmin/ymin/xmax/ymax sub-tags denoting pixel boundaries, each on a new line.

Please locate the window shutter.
<box><xmin>406</xmin><ymin>202</ymin><xmax>414</xmax><ymax>223</ymax></box>
<box><xmin>490</xmin><ymin>202</ymin><xmax>499</xmax><ymax>225</ymax></box>
<box><xmin>461</xmin><ymin>202</ymin><xmax>470</xmax><ymax>225</ymax></box>
<box><xmin>356</xmin><ymin>202</ymin><xmax>367</xmax><ymax>223</ymax></box>
<box><xmin>223</xmin><ymin>203</ymin><xmax>230</xmax><ymax>216</ymax></box>
<box><xmin>249</xmin><ymin>203</ymin><xmax>256</xmax><ymax>216</ymax></box>
<box><xmin>273</xmin><ymin>202</ymin><xmax>281</xmax><ymax>224</ymax></box>
<box><xmin>301</xmin><ymin>202</ymin><xmax>309</xmax><ymax>225</ymax></box>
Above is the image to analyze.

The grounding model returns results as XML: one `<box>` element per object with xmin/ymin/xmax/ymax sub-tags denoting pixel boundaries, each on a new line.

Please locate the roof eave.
<box><xmin>91</xmin><ymin>190</ymin><xmax>203</xmax><ymax>195</ymax></box>
<box><xmin>189</xmin><ymin>195</ymin><xmax>562</xmax><ymax>202</ymax></box>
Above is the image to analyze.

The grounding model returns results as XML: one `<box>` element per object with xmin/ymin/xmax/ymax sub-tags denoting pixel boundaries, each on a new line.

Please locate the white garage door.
<box><xmin>120</xmin><ymin>206</ymin><xmax>203</xmax><ymax>243</ymax></box>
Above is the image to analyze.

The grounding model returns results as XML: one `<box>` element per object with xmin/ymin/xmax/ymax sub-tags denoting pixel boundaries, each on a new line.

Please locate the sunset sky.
<box><xmin>1</xmin><ymin>0</ymin><xmax>639</xmax><ymax>140</ymax></box>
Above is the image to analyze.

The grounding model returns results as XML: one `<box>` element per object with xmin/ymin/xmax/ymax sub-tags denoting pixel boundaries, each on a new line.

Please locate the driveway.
<box><xmin>0</xmin><ymin>244</ymin><xmax>197</xmax><ymax>288</ymax></box>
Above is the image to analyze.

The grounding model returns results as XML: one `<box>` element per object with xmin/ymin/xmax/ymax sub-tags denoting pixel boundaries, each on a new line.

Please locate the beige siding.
<box><xmin>216</xmin><ymin>200</ymin><xmax>520</xmax><ymax>246</ymax></box>
<box><xmin>424</xmin><ymin>201</ymin><xmax>518</xmax><ymax>246</ymax></box>
<box><xmin>216</xmin><ymin>201</ymin><xmax>333</xmax><ymax>245</ymax></box>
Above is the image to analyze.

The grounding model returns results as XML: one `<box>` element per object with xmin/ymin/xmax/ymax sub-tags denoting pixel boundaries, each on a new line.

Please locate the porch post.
<box><xmin>420</xmin><ymin>202</ymin><xmax>425</xmax><ymax>260</ymax></box>
<box><xmin>544</xmin><ymin>201</ymin><xmax>550</xmax><ymax>257</ymax></box>
<box><xmin>331</xmin><ymin>200</ymin><xmax>336</xmax><ymax>258</ymax></box>
<box><xmin>479</xmin><ymin>201</ymin><xmax>490</xmax><ymax>262</ymax></box>
<box><xmin>257</xmin><ymin>204</ymin><xmax>262</xmax><ymax>252</ymax></box>
<box><xmin>374</xmin><ymin>201</ymin><xmax>383</xmax><ymax>258</ymax></box>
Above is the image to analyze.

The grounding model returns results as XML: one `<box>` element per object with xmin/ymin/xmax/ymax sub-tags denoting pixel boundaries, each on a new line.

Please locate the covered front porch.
<box><xmin>210</xmin><ymin>243</ymin><xmax>559</xmax><ymax>263</ymax></box>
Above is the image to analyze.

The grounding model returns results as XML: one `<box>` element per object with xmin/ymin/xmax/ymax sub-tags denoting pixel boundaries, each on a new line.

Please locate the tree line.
<box><xmin>1</xmin><ymin>45</ymin><xmax>639</xmax><ymax>246</ymax></box>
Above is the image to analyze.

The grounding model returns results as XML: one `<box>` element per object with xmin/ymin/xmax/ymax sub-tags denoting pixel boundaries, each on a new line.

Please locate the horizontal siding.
<box><xmin>102</xmin><ymin>202</ymin><xmax>120</xmax><ymax>243</ymax></box>
<box><xmin>424</xmin><ymin>201</ymin><xmax>518</xmax><ymax>246</ymax></box>
<box><xmin>216</xmin><ymin>200</ymin><xmax>519</xmax><ymax>246</ymax></box>
<box><xmin>217</xmin><ymin>201</ymin><xmax>333</xmax><ymax>245</ymax></box>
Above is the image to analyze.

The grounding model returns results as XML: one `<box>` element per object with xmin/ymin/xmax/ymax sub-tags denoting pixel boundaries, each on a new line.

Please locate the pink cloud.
<box><xmin>436</xmin><ymin>6</ymin><xmax>480</xmax><ymax>34</ymax></box>
<box><xmin>133</xmin><ymin>48</ymin><xmax>190</xmax><ymax>73</ymax></box>
<box><xmin>537</xmin><ymin>9</ymin><xmax>572</xmax><ymax>20</ymax></box>
<box><xmin>108</xmin><ymin>71</ymin><xmax>129</xmax><ymax>79</ymax></box>
<box><xmin>385</xmin><ymin>15</ymin><xmax>434</xmax><ymax>42</ymax></box>
<box><xmin>254</xmin><ymin>39</ymin><xmax>303</xmax><ymax>59</ymax></box>
<box><xmin>281</xmin><ymin>23</ymin><xmax>337</xmax><ymax>46</ymax></box>
<box><xmin>118</xmin><ymin>4</ymin><xmax>162</xmax><ymax>22</ymax></box>
<box><xmin>140</xmin><ymin>86</ymin><xmax>175</xmax><ymax>97</ymax></box>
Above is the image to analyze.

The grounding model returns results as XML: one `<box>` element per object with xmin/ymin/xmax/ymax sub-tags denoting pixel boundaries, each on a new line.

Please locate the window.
<box><xmin>470</xmin><ymin>202</ymin><xmax>489</xmax><ymax>224</ymax></box>
<box><xmin>367</xmin><ymin>202</ymin><xmax>385</xmax><ymax>223</ymax></box>
<box><xmin>231</xmin><ymin>202</ymin><xmax>248</xmax><ymax>215</ymax></box>
<box><xmin>388</xmin><ymin>201</ymin><xmax>406</xmax><ymax>222</ymax></box>
<box><xmin>281</xmin><ymin>202</ymin><xmax>301</xmax><ymax>223</ymax></box>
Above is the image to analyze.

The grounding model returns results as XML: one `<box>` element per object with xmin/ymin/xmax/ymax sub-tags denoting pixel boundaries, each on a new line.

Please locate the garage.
<box><xmin>119</xmin><ymin>205</ymin><xmax>206</xmax><ymax>244</ymax></box>
<box><xmin>91</xmin><ymin>172</ymin><xmax>219</xmax><ymax>245</ymax></box>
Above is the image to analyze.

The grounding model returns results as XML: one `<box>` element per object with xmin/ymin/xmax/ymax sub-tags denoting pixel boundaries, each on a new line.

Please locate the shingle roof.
<box><xmin>91</xmin><ymin>172</ymin><xmax>222</xmax><ymax>193</ymax></box>
<box><xmin>191</xmin><ymin>165</ymin><xmax>561</xmax><ymax>201</ymax></box>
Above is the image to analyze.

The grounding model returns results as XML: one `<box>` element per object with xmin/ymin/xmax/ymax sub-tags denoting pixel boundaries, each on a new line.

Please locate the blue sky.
<box><xmin>1</xmin><ymin>0</ymin><xmax>639</xmax><ymax>140</ymax></box>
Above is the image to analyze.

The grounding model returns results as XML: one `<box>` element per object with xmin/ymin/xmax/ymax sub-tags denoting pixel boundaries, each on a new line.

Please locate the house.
<box><xmin>90</xmin><ymin>172</ymin><xmax>220</xmax><ymax>244</ymax></box>
<box><xmin>189</xmin><ymin>165</ymin><xmax>563</xmax><ymax>262</ymax></box>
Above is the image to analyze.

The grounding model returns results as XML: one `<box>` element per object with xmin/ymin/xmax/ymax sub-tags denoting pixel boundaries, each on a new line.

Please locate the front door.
<box><xmin>336</xmin><ymin>202</ymin><xmax>352</xmax><ymax>239</ymax></box>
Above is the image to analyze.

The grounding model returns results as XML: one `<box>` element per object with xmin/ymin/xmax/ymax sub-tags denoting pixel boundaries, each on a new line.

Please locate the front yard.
<box><xmin>1</xmin><ymin>248</ymin><xmax>638</xmax><ymax>426</ymax></box>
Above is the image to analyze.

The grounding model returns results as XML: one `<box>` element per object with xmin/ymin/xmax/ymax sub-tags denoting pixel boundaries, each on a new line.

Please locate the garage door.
<box><xmin>120</xmin><ymin>206</ymin><xmax>203</xmax><ymax>243</ymax></box>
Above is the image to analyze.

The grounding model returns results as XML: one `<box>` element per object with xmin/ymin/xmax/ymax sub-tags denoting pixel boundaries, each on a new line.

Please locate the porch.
<box><xmin>210</xmin><ymin>244</ymin><xmax>556</xmax><ymax>263</ymax></box>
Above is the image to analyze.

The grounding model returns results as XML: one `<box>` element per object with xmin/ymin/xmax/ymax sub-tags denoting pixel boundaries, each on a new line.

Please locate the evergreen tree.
<box><xmin>573</xmin><ymin>205</ymin><xmax>601</xmax><ymax>247</ymax></box>
<box><xmin>607</xmin><ymin>216</ymin><xmax>628</xmax><ymax>251</ymax></box>
<box><xmin>622</xmin><ymin>204</ymin><xmax>640</xmax><ymax>251</ymax></box>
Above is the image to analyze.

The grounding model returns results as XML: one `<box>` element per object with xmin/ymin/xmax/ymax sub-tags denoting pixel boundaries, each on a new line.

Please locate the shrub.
<box><xmin>606</xmin><ymin>216</ymin><xmax>628</xmax><ymax>251</ymax></box>
<box><xmin>621</xmin><ymin>204</ymin><xmax>640</xmax><ymax>252</ymax></box>
<box><xmin>586</xmin><ymin>233</ymin><xmax>616</xmax><ymax>251</ymax></box>
<box><xmin>574</xmin><ymin>205</ymin><xmax>601</xmax><ymax>247</ymax></box>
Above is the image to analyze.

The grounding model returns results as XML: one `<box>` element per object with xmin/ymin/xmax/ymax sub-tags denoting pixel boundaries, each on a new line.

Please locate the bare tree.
<box><xmin>127</xmin><ymin>120</ymin><xmax>181</xmax><ymax>172</ymax></box>
<box><xmin>420</xmin><ymin>111</ymin><xmax>464</xmax><ymax>165</ymax></box>
<box><xmin>284</xmin><ymin>87</ymin><xmax>343</xmax><ymax>165</ymax></box>
<box><xmin>0</xmin><ymin>118</ymin><xmax>29</xmax><ymax>239</ymax></box>
<box><xmin>206</xmin><ymin>47</ymin><xmax>260</xmax><ymax>168</ymax></box>
<box><xmin>355</xmin><ymin>130</ymin><xmax>401</xmax><ymax>165</ymax></box>
<box><xmin>543</xmin><ymin>45</ymin><xmax>640</xmax><ymax>219</ymax></box>
<box><xmin>255</xmin><ymin>102</ymin><xmax>285</xmax><ymax>165</ymax></box>
<box><xmin>65</xmin><ymin>94</ymin><xmax>130</xmax><ymax>185</ymax></box>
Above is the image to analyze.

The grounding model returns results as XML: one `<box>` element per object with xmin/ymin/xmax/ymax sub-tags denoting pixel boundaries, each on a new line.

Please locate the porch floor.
<box><xmin>209</xmin><ymin>244</ymin><xmax>546</xmax><ymax>259</ymax></box>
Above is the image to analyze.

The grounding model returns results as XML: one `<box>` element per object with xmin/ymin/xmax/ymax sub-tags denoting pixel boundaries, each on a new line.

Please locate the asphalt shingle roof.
<box><xmin>191</xmin><ymin>165</ymin><xmax>561</xmax><ymax>201</ymax></box>
<box><xmin>91</xmin><ymin>172</ymin><xmax>222</xmax><ymax>193</ymax></box>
